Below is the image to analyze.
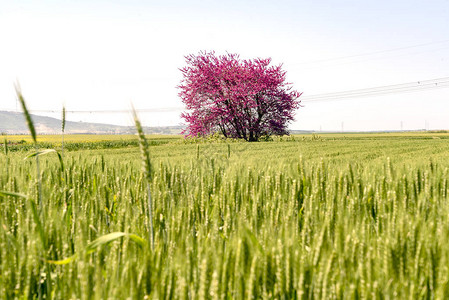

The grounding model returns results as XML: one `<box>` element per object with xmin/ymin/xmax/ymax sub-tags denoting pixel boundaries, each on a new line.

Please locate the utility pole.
<box><xmin>400</xmin><ymin>121</ymin><xmax>403</xmax><ymax>131</ymax></box>
<box><xmin>341</xmin><ymin>122</ymin><xmax>344</xmax><ymax>133</ymax></box>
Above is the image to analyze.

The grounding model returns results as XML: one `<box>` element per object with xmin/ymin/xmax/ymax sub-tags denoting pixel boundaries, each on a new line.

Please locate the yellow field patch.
<box><xmin>3</xmin><ymin>134</ymin><xmax>181</xmax><ymax>143</ymax></box>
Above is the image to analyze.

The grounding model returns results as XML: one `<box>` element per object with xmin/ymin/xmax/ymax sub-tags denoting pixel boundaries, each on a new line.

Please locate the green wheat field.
<box><xmin>2</xmin><ymin>132</ymin><xmax>449</xmax><ymax>299</ymax></box>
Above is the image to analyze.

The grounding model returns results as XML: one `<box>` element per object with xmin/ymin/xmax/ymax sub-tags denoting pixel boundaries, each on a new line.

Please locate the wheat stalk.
<box><xmin>14</xmin><ymin>83</ymin><xmax>45</xmax><ymax>300</ymax></box>
<box><xmin>3</xmin><ymin>136</ymin><xmax>8</xmax><ymax>156</ymax></box>
<box><xmin>3</xmin><ymin>135</ymin><xmax>9</xmax><ymax>180</ymax></box>
<box><xmin>132</xmin><ymin>105</ymin><xmax>154</xmax><ymax>250</ymax></box>
<box><xmin>15</xmin><ymin>84</ymin><xmax>36</xmax><ymax>143</ymax></box>
<box><xmin>15</xmin><ymin>83</ymin><xmax>42</xmax><ymax>211</ymax></box>
<box><xmin>61</xmin><ymin>105</ymin><xmax>66</xmax><ymax>160</ymax></box>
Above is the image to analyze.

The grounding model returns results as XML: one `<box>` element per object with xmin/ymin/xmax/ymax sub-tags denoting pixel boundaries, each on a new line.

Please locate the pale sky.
<box><xmin>0</xmin><ymin>0</ymin><xmax>448</xmax><ymax>131</ymax></box>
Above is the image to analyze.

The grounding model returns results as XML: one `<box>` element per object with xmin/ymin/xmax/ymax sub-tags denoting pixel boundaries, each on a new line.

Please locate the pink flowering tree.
<box><xmin>178</xmin><ymin>52</ymin><xmax>302</xmax><ymax>141</ymax></box>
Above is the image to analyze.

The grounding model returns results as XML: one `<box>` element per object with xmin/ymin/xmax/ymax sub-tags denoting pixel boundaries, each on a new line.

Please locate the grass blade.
<box><xmin>47</xmin><ymin>254</ymin><xmax>78</xmax><ymax>265</ymax></box>
<box><xmin>25</xmin><ymin>149</ymin><xmax>64</xmax><ymax>172</ymax></box>
<box><xmin>86</xmin><ymin>232</ymin><xmax>146</xmax><ymax>254</ymax></box>
<box><xmin>0</xmin><ymin>191</ymin><xmax>28</xmax><ymax>199</ymax></box>
<box><xmin>25</xmin><ymin>149</ymin><xmax>58</xmax><ymax>159</ymax></box>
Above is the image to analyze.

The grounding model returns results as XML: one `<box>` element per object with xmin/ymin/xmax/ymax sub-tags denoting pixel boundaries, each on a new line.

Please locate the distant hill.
<box><xmin>0</xmin><ymin>111</ymin><xmax>183</xmax><ymax>135</ymax></box>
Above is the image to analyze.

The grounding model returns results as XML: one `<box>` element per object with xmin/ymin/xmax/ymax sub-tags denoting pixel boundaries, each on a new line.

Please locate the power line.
<box><xmin>4</xmin><ymin>76</ymin><xmax>449</xmax><ymax>114</ymax></box>
<box><xmin>305</xmin><ymin>77</ymin><xmax>449</xmax><ymax>96</ymax></box>
<box><xmin>291</xmin><ymin>39</ymin><xmax>449</xmax><ymax>66</ymax></box>
<box><xmin>293</xmin><ymin>45</ymin><xmax>449</xmax><ymax>71</ymax></box>
<box><xmin>302</xmin><ymin>84</ymin><xmax>449</xmax><ymax>103</ymax></box>
<box><xmin>30</xmin><ymin>107</ymin><xmax>184</xmax><ymax>114</ymax></box>
<box><xmin>301</xmin><ymin>77</ymin><xmax>449</xmax><ymax>102</ymax></box>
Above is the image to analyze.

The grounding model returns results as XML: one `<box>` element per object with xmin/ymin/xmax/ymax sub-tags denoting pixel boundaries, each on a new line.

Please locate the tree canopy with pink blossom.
<box><xmin>178</xmin><ymin>52</ymin><xmax>302</xmax><ymax>141</ymax></box>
